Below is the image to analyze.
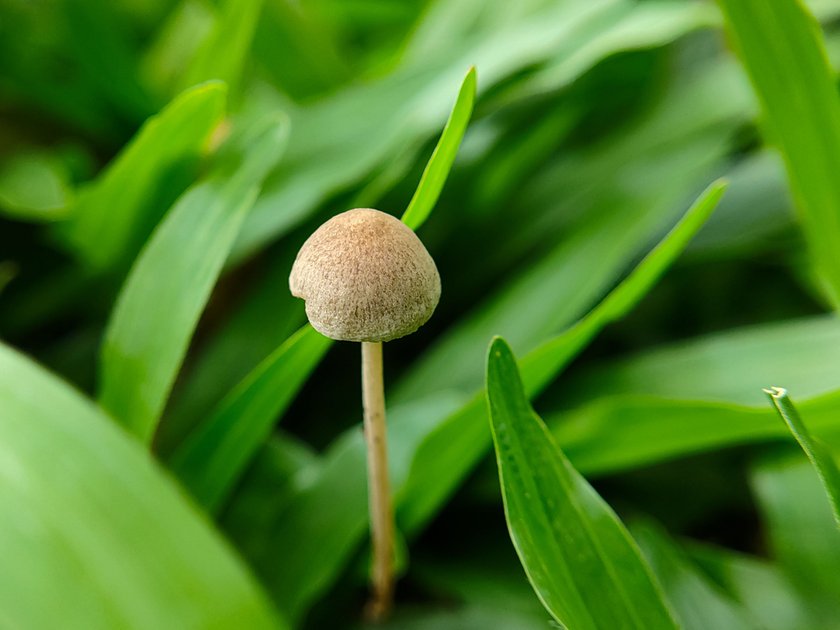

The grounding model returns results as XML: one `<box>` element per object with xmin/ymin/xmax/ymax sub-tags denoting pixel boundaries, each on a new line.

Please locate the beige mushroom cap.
<box><xmin>289</xmin><ymin>208</ymin><xmax>441</xmax><ymax>342</ymax></box>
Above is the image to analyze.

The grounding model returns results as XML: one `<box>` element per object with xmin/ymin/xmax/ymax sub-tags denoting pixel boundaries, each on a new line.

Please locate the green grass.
<box><xmin>2</xmin><ymin>0</ymin><xmax>840</xmax><ymax>627</ymax></box>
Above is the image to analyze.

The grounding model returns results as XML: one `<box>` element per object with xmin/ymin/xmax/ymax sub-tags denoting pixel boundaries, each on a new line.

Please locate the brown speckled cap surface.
<box><xmin>289</xmin><ymin>208</ymin><xmax>441</xmax><ymax>342</ymax></box>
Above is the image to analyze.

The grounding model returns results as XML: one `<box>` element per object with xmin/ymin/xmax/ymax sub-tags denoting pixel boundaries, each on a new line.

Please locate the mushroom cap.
<box><xmin>289</xmin><ymin>208</ymin><xmax>441</xmax><ymax>342</ymax></box>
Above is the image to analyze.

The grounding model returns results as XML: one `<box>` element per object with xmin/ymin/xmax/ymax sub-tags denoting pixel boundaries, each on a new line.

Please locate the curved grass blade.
<box><xmin>764</xmin><ymin>386</ymin><xmax>840</xmax><ymax>526</ymax></box>
<box><xmin>99</xmin><ymin>116</ymin><xmax>289</xmax><ymax>442</ymax></box>
<box><xmin>401</xmin><ymin>66</ymin><xmax>476</xmax><ymax>231</ymax></box>
<box><xmin>689</xmin><ymin>542</ymin><xmax>814</xmax><ymax>630</ymax></box>
<box><xmin>486</xmin><ymin>337</ymin><xmax>678</xmax><ymax>629</ymax></box>
<box><xmin>62</xmin><ymin>82</ymin><xmax>227</xmax><ymax>270</ymax></box>
<box><xmin>632</xmin><ymin>521</ymin><xmax>755</xmax><ymax>630</ymax></box>
<box><xmin>399</xmin><ymin>180</ymin><xmax>728</xmax><ymax>532</ymax></box>
<box><xmin>752</xmin><ymin>451</ymin><xmax>840</xmax><ymax>625</ymax></box>
<box><xmin>0</xmin><ymin>342</ymin><xmax>283</xmax><ymax>629</ymax></box>
<box><xmin>169</xmin><ymin>325</ymin><xmax>331</xmax><ymax>512</ymax></box>
<box><xmin>549</xmin><ymin>390</ymin><xmax>840</xmax><ymax>476</ymax></box>
<box><xmin>716</xmin><ymin>0</ymin><xmax>840</xmax><ymax>308</ymax></box>
<box><xmin>180</xmin><ymin>0</ymin><xmax>264</xmax><ymax>95</ymax></box>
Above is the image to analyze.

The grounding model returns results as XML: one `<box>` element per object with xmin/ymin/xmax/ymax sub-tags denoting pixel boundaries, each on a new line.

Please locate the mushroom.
<box><xmin>290</xmin><ymin>208</ymin><xmax>440</xmax><ymax>619</ymax></box>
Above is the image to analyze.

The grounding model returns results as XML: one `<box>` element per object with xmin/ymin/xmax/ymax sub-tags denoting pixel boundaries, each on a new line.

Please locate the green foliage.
<box><xmin>717</xmin><ymin>0</ymin><xmax>840</xmax><ymax>308</ymax></box>
<box><xmin>401</xmin><ymin>67</ymin><xmax>476</xmax><ymax>230</ymax></box>
<box><xmin>0</xmin><ymin>342</ymin><xmax>283</xmax><ymax>629</ymax></box>
<box><xmin>632</xmin><ymin>523</ymin><xmax>755</xmax><ymax>630</ymax></box>
<box><xmin>62</xmin><ymin>82</ymin><xmax>227</xmax><ymax>270</ymax></box>
<box><xmin>99</xmin><ymin>116</ymin><xmax>289</xmax><ymax>442</ymax></box>
<box><xmin>170</xmin><ymin>325</ymin><xmax>331</xmax><ymax>512</ymax></box>
<box><xmin>3</xmin><ymin>0</ymin><xmax>840</xmax><ymax>626</ymax></box>
<box><xmin>765</xmin><ymin>386</ymin><xmax>840</xmax><ymax>526</ymax></box>
<box><xmin>486</xmin><ymin>337</ymin><xmax>678</xmax><ymax>629</ymax></box>
<box><xmin>752</xmin><ymin>452</ymin><xmax>840</xmax><ymax>626</ymax></box>
<box><xmin>0</xmin><ymin>153</ymin><xmax>71</xmax><ymax>221</ymax></box>
<box><xmin>179</xmin><ymin>0</ymin><xmax>264</xmax><ymax>95</ymax></box>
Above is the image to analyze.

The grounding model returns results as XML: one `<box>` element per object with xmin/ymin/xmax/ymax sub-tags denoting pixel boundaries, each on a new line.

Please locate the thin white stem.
<box><xmin>361</xmin><ymin>341</ymin><xmax>394</xmax><ymax>621</ymax></box>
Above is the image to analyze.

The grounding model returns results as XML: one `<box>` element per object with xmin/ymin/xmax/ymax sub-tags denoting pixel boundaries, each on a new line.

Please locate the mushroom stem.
<box><xmin>361</xmin><ymin>341</ymin><xmax>395</xmax><ymax>621</ymax></box>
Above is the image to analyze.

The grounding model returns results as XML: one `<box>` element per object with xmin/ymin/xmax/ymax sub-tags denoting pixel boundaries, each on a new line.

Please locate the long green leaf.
<box><xmin>765</xmin><ymin>387</ymin><xmax>840</xmax><ymax>526</ymax></box>
<box><xmin>158</xmin><ymin>248</ymin><xmax>305</xmax><ymax>454</ymax></box>
<box><xmin>716</xmin><ymin>0</ymin><xmax>840</xmax><ymax>308</ymax></box>
<box><xmin>394</xmin><ymin>62</ymin><xmax>739</xmax><ymax>401</ymax></box>
<box><xmin>0</xmin><ymin>342</ymin><xmax>282</xmax><ymax>629</ymax></box>
<box><xmin>399</xmin><ymin>180</ymin><xmax>728</xmax><ymax>532</ymax></box>
<box><xmin>689</xmin><ymin>542</ymin><xmax>814</xmax><ymax>630</ymax></box>
<box><xmin>99</xmin><ymin>116</ymin><xmax>289</xmax><ymax>442</ymax></box>
<box><xmin>486</xmin><ymin>337</ymin><xmax>678</xmax><ymax>629</ymax></box>
<box><xmin>752</xmin><ymin>451</ymin><xmax>840</xmax><ymax>625</ymax></box>
<box><xmin>232</xmin><ymin>0</ymin><xmax>719</xmax><ymax>260</ymax></box>
<box><xmin>631</xmin><ymin>522</ymin><xmax>755</xmax><ymax>630</ymax></box>
<box><xmin>62</xmin><ymin>82</ymin><xmax>227</xmax><ymax>270</ymax></box>
<box><xmin>401</xmin><ymin>67</ymin><xmax>476</xmax><ymax>230</ymax></box>
<box><xmin>179</xmin><ymin>0</ymin><xmax>264</xmax><ymax>95</ymax></box>
<box><xmin>550</xmin><ymin>391</ymin><xmax>840</xmax><ymax>476</ymax></box>
<box><xmin>169</xmin><ymin>325</ymin><xmax>331</xmax><ymax>512</ymax></box>
<box><xmin>558</xmin><ymin>315</ymin><xmax>840</xmax><ymax>408</ymax></box>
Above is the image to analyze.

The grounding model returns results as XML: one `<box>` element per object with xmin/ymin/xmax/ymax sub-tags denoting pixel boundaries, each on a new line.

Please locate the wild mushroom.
<box><xmin>289</xmin><ymin>208</ymin><xmax>440</xmax><ymax>619</ymax></box>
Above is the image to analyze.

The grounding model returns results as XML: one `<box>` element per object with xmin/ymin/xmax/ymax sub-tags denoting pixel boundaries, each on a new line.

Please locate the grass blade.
<box><xmin>486</xmin><ymin>337</ymin><xmax>678</xmax><ymax>629</ymax></box>
<box><xmin>632</xmin><ymin>522</ymin><xmax>755</xmax><ymax>630</ymax></box>
<box><xmin>62</xmin><ymin>82</ymin><xmax>226</xmax><ymax>270</ymax></box>
<box><xmin>689</xmin><ymin>542</ymin><xmax>814</xmax><ymax>630</ymax></box>
<box><xmin>400</xmin><ymin>66</ymin><xmax>476</xmax><ymax>231</ymax></box>
<box><xmin>0</xmin><ymin>342</ymin><xmax>282</xmax><ymax>629</ymax></box>
<box><xmin>520</xmin><ymin>180</ymin><xmax>728</xmax><ymax>389</ymax></box>
<box><xmin>399</xmin><ymin>180</ymin><xmax>728</xmax><ymax>532</ymax></box>
<box><xmin>99</xmin><ymin>116</ymin><xmax>289</xmax><ymax>442</ymax></box>
<box><xmin>169</xmin><ymin>325</ymin><xmax>331</xmax><ymax>512</ymax></box>
<box><xmin>179</xmin><ymin>0</ymin><xmax>264</xmax><ymax>95</ymax></box>
<box><xmin>716</xmin><ymin>0</ymin><xmax>840</xmax><ymax>308</ymax></box>
<box><xmin>549</xmin><ymin>391</ymin><xmax>840</xmax><ymax>476</ymax></box>
<box><xmin>752</xmin><ymin>451</ymin><xmax>840</xmax><ymax>626</ymax></box>
<box><xmin>764</xmin><ymin>386</ymin><xmax>840</xmax><ymax>526</ymax></box>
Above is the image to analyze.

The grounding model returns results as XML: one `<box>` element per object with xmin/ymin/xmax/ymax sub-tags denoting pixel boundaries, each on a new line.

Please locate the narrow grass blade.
<box><xmin>689</xmin><ymin>542</ymin><xmax>814</xmax><ymax>630</ymax></box>
<box><xmin>520</xmin><ymin>180</ymin><xmax>728</xmax><ymax>390</ymax></box>
<box><xmin>99</xmin><ymin>116</ymin><xmax>289</xmax><ymax>442</ymax></box>
<box><xmin>752</xmin><ymin>451</ymin><xmax>840</xmax><ymax>625</ymax></box>
<box><xmin>549</xmin><ymin>390</ymin><xmax>840</xmax><ymax>476</ymax></box>
<box><xmin>398</xmin><ymin>180</ymin><xmax>728</xmax><ymax>533</ymax></box>
<box><xmin>764</xmin><ymin>386</ymin><xmax>840</xmax><ymax>526</ymax></box>
<box><xmin>169</xmin><ymin>325</ymin><xmax>331</xmax><ymax>512</ymax></box>
<box><xmin>631</xmin><ymin>521</ymin><xmax>755</xmax><ymax>630</ymax></box>
<box><xmin>716</xmin><ymin>0</ymin><xmax>840</xmax><ymax>308</ymax></box>
<box><xmin>157</xmin><ymin>249</ymin><xmax>305</xmax><ymax>454</ymax></box>
<box><xmin>179</xmin><ymin>0</ymin><xmax>264</xmax><ymax>95</ymax></box>
<box><xmin>62</xmin><ymin>82</ymin><xmax>226</xmax><ymax>270</ymax></box>
<box><xmin>401</xmin><ymin>66</ymin><xmax>476</xmax><ymax>231</ymax></box>
<box><xmin>486</xmin><ymin>337</ymin><xmax>678</xmax><ymax>629</ymax></box>
<box><xmin>561</xmin><ymin>315</ymin><xmax>840</xmax><ymax>407</ymax></box>
<box><xmin>0</xmin><ymin>342</ymin><xmax>282</xmax><ymax>629</ymax></box>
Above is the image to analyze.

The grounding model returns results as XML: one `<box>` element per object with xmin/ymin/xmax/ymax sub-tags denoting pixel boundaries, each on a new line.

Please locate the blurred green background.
<box><xmin>2</xmin><ymin>0</ymin><xmax>840</xmax><ymax>628</ymax></box>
